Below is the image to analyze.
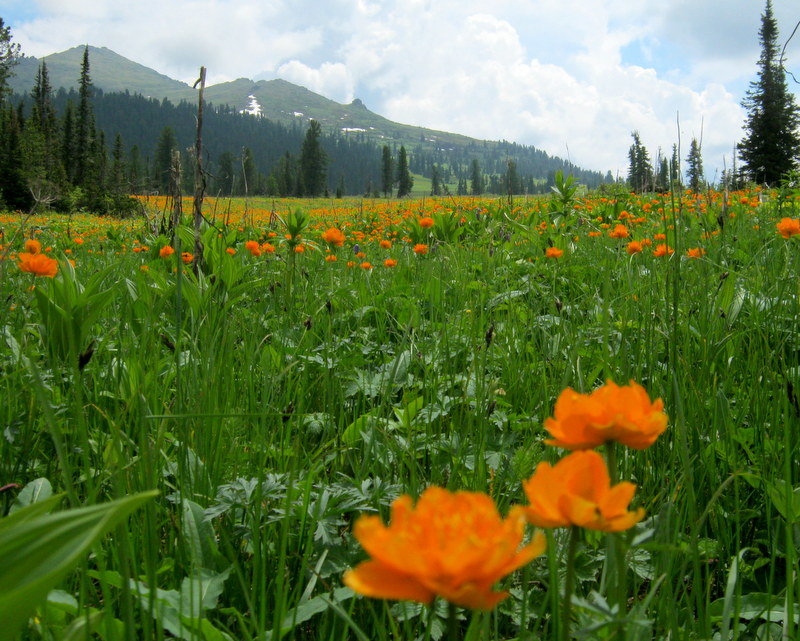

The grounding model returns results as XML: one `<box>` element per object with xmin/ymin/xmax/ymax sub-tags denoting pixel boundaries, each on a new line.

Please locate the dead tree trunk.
<box><xmin>169</xmin><ymin>149</ymin><xmax>182</xmax><ymax>234</ymax></box>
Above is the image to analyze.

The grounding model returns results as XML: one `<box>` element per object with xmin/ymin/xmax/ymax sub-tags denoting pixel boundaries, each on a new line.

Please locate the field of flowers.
<box><xmin>2</xmin><ymin>185</ymin><xmax>800</xmax><ymax>640</ymax></box>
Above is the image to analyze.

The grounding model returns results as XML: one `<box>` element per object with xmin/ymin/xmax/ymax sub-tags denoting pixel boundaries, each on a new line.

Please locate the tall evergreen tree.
<box><xmin>686</xmin><ymin>138</ymin><xmax>704</xmax><ymax>192</ymax></box>
<box><xmin>505</xmin><ymin>159</ymin><xmax>521</xmax><ymax>195</ymax></box>
<box><xmin>430</xmin><ymin>164</ymin><xmax>442</xmax><ymax>196</ymax></box>
<box><xmin>75</xmin><ymin>45</ymin><xmax>95</xmax><ymax>188</ymax></box>
<box><xmin>627</xmin><ymin>131</ymin><xmax>653</xmax><ymax>193</ymax></box>
<box><xmin>153</xmin><ymin>126</ymin><xmax>178</xmax><ymax>193</ymax></box>
<box><xmin>381</xmin><ymin>145</ymin><xmax>394</xmax><ymax>197</ymax></box>
<box><xmin>669</xmin><ymin>144</ymin><xmax>681</xmax><ymax>188</ymax></box>
<box><xmin>299</xmin><ymin>120</ymin><xmax>327</xmax><ymax>196</ymax></box>
<box><xmin>396</xmin><ymin>145</ymin><xmax>413</xmax><ymax>197</ymax></box>
<box><xmin>0</xmin><ymin>17</ymin><xmax>20</xmax><ymax>103</ymax></box>
<box><xmin>470</xmin><ymin>158</ymin><xmax>483</xmax><ymax>195</ymax></box>
<box><xmin>739</xmin><ymin>0</ymin><xmax>800</xmax><ymax>185</ymax></box>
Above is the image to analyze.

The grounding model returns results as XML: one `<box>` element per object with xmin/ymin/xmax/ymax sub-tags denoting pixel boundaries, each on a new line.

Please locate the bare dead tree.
<box><xmin>192</xmin><ymin>67</ymin><xmax>206</xmax><ymax>264</ymax></box>
<box><xmin>169</xmin><ymin>149</ymin><xmax>182</xmax><ymax>235</ymax></box>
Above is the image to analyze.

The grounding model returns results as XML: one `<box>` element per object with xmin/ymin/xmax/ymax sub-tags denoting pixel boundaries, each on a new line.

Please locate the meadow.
<box><xmin>2</xmin><ymin>183</ymin><xmax>800</xmax><ymax>641</ymax></box>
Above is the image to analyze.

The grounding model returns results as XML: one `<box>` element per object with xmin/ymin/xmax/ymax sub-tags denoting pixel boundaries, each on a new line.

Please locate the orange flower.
<box><xmin>653</xmin><ymin>233</ymin><xmax>667</xmax><ymax>241</ymax></box>
<box><xmin>520</xmin><ymin>450</ymin><xmax>645</xmax><ymax>532</ymax></box>
<box><xmin>18</xmin><ymin>252</ymin><xmax>58</xmax><ymax>277</ymax></box>
<box><xmin>24</xmin><ymin>239</ymin><xmax>41</xmax><ymax>254</ymax></box>
<box><xmin>609</xmin><ymin>224</ymin><xmax>629</xmax><ymax>239</ymax></box>
<box><xmin>294</xmin><ymin>245</ymin><xmax>305</xmax><ymax>253</ymax></box>
<box><xmin>73</xmin><ymin>237</ymin><xmax>84</xmax><ymax>245</ymax></box>
<box><xmin>325</xmin><ymin>254</ymin><xmax>338</xmax><ymax>262</ymax></box>
<box><xmin>245</xmin><ymin>240</ymin><xmax>261</xmax><ymax>256</ymax></box>
<box><xmin>343</xmin><ymin>487</ymin><xmax>546</xmax><ymax>609</ymax></box>
<box><xmin>776</xmin><ymin>217</ymin><xmax>800</xmax><ymax>239</ymax></box>
<box><xmin>626</xmin><ymin>241</ymin><xmax>643</xmax><ymax>255</ymax></box>
<box><xmin>346</xmin><ymin>260</ymin><xmax>356</xmax><ymax>268</ymax></box>
<box><xmin>159</xmin><ymin>245</ymin><xmax>175</xmax><ymax>258</ymax></box>
<box><xmin>418</xmin><ymin>216</ymin><xmax>434</xmax><ymax>229</ymax></box>
<box><xmin>181</xmin><ymin>252</ymin><xmax>193</xmax><ymax>264</ymax></box>
<box><xmin>544</xmin><ymin>380</ymin><xmax>667</xmax><ymax>450</ymax></box>
<box><xmin>545</xmin><ymin>247</ymin><xmax>563</xmax><ymax>258</ymax></box>
<box><xmin>322</xmin><ymin>227</ymin><xmax>346</xmax><ymax>247</ymax></box>
<box><xmin>384</xmin><ymin>258</ymin><xmax>397</xmax><ymax>267</ymax></box>
<box><xmin>413</xmin><ymin>243</ymin><xmax>429</xmax><ymax>255</ymax></box>
<box><xmin>653</xmin><ymin>244</ymin><xmax>674</xmax><ymax>257</ymax></box>
<box><xmin>379</xmin><ymin>239</ymin><xmax>392</xmax><ymax>249</ymax></box>
<box><xmin>588</xmin><ymin>231</ymin><xmax>602</xmax><ymax>237</ymax></box>
<box><xmin>360</xmin><ymin>261</ymin><xmax>373</xmax><ymax>269</ymax></box>
<box><xmin>226</xmin><ymin>247</ymin><xmax>236</xmax><ymax>255</ymax></box>
<box><xmin>686</xmin><ymin>247</ymin><xmax>705</xmax><ymax>259</ymax></box>
<box><xmin>261</xmin><ymin>243</ymin><xmax>275</xmax><ymax>254</ymax></box>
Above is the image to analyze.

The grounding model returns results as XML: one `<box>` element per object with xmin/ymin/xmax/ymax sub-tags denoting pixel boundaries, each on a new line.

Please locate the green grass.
<box><xmin>1</xmin><ymin>188</ymin><xmax>800</xmax><ymax>640</ymax></box>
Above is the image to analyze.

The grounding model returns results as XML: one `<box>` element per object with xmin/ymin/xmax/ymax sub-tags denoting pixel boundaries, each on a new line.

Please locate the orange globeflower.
<box><xmin>686</xmin><ymin>247</ymin><xmax>705</xmax><ymax>259</ymax></box>
<box><xmin>379</xmin><ymin>239</ymin><xmax>392</xmax><ymax>249</ymax></box>
<box><xmin>18</xmin><ymin>252</ymin><xmax>58</xmax><ymax>277</ymax></box>
<box><xmin>321</xmin><ymin>227</ymin><xmax>346</xmax><ymax>247</ymax></box>
<box><xmin>776</xmin><ymin>217</ymin><xmax>800</xmax><ymax>238</ymax></box>
<box><xmin>244</xmin><ymin>240</ymin><xmax>261</xmax><ymax>256</ymax></box>
<box><xmin>545</xmin><ymin>247</ymin><xmax>563</xmax><ymax>258</ymax></box>
<box><xmin>360</xmin><ymin>261</ymin><xmax>373</xmax><ymax>269</ymax></box>
<box><xmin>261</xmin><ymin>243</ymin><xmax>275</xmax><ymax>254</ymax></box>
<box><xmin>226</xmin><ymin>247</ymin><xmax>236</xmax><ymax>255</ymax></box>
<box><xmin>181</xmin><ymin>252</ymin><xmax>193</xmax><ymax>264</ymax></box>
<box><xmin>626</xmin><ymin>240</ymin><xmax>643</xmax><ymax>255</ymax></box>
<box><xmin>343</xmin><ymin>487</ymin><xmax>545</xmax><ymax>610</ymax></box>
<box><xmin>520</xmin><ymin>450</ymin><xmax>644</xmax><ymax>532</ymax></box>
<box><xmin>418</xmin><ymin>216</ymin><xmax>434</xmax><ymax>229</ymax></box>
<box><xmin>384</xmin><ymin>258</ymin><xmax>398</xmax><ymax>267</ymax></box>
<box><xmin>159</xmin><ymin>245</ymin><xmax>175</xmax><ymax>258</ymax></box>
<box><xmin>653</xmin><ymin>244</ymin><xmax>674</xmax><ymax>257</ymax></box>
<box><xmin>325</xmin><ymin>254</ymin><xmax>338</xmax><ymax>262</ymax></box>
<box><xmin>24</xmin><ymin>239</ymin><xmax>41</xmax><ymax>254</ymax></box>
<box><xmin>544</xmin><ymin>380</ymin><xmax>667</xmax><ymax>450</ymax></box>
<box><xmin>609</xmin><ymin>224</ymin><xmax>629</xmax><ymax>239</ymax></box>
<box><xmin>413</xmin><ymin>243</ymin><xmax>429</xmax><ymax>255</ymax></box>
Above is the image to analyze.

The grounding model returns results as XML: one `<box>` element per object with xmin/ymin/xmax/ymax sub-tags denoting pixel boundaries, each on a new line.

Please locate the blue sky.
<box><xmin>3</xmin><ymin>0</ymin><xmax>799</xmax><ymax>178</ymax></box>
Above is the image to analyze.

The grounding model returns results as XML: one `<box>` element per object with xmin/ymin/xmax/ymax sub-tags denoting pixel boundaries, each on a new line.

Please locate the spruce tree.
<box><xmin>430</xmin><ymin>164</ymin><xmax>442</xmax><ymax>196</ymax></box>
<box><xmin>396</xmin><ymin>146</ymin><xmax>413</xmax><ymax>197</ymax></box>
<box><xmin>153</xmin><ymin>126</ymin><xmax>178</xmax><ymax>193</ymax></box>
<box><xmin>470</xmin><ymin>158</ymin><xmax>483</xmax><ymax>195</ymax></box>
<box><xmin>299</xmin><ymin>120</ymin><xmax>327</xmax><ymax>196</ymax></box>
<box><xmin>627</xmin><ymin>132</ymin><xmax>653</xmax><ymax>193</ymax></box>
<box><xmin>75</xmin><ymin>46</ymin><xmax>94</xmax><ymax>188</ymax></box>
<box><xmin>0</xmin><ymin>17</ymin><xmax>20</xmax><ymax>103</ymax></box>
<box><xmin>686</xmin><ymin>138</ymin><xmax>704</xmax><ymax>192</ymax></box>
<box><xmin>739</xmin><ymin>0</ymin><xmax>800</xmax><ymax>185</ymax></box>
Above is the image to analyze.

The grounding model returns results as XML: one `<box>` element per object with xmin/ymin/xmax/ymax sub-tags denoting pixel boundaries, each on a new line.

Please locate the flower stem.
<box><xmin>604</xmin><ymin>442</ymin><xmax>626</xmax><ymax>617</ymax></box>
<box><xmin>447</xmin><ymin>601</ymin><xmax>459</xmax><ymax>641</ymax></box>
<box><xmin>562</xmin><ymin>525</ymin><xmax>579</xmax><ymax>641</ymax></box>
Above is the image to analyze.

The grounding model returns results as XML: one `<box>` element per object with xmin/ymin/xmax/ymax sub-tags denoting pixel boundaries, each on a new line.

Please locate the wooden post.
<box><xmin>170</xmin><ymin>150</ymin><xmax>182</xmax><ymax>233</ymax></box>
<box><xmin>192</xmin><ymin>67</ymin><xmax>206</xmax><ymax>265</ymax></box>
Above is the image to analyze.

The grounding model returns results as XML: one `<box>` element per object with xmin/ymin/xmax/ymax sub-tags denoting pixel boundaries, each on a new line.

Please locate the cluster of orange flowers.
<box><xmin>17</xmin><ymin>239</ymin><xmax>58</xmax><ymax>278</ymax></box>
<box><xmin>344</xmin><ymin>380</ymin><xmax>667</xmax><ymax>610</ymax></box>
<box><xmin>776</xmin><ymin>217</ymin><xmax>800</xmax><ymax>239</ymax></box>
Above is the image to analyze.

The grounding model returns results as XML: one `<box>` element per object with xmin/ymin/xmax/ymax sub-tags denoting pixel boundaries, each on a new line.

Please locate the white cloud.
<box><xmin>276</xmin><ymin>61</ymin><xmax>355</xmax><ymax>104</ymax></box>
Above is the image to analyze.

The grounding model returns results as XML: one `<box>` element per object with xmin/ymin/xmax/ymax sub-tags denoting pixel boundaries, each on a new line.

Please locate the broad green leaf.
<box><xmin>0</xmin><ymin>491</ymin><xmax>157</xmax><ymax>641</ymax></box>
<box><xmin>9</xmin><ymin>478</ymin><xmax>53</xmax><ymax>514</ymax></box>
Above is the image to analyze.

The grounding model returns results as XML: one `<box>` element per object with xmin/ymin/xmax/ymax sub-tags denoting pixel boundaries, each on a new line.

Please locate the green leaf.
<box><xmin>180</xmin><ymin>499</ymin><xmax>219</xmax><ymax>569</ymax></box>
<box><xmin>9</xmin><ymin>478</ymin><xmax>53</xmax><ymax>514</ymax></box>
<box><xmin>0</xmin><ymin>491</ymin><xmax>157</xmax><ymax>641</ymax></box>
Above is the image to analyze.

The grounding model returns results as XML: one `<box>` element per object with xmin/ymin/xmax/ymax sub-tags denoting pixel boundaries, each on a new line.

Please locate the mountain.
<box><xmin>9</xmin><ymin>46</ymin><xmax>607</xmax><ymax>187</ymax></box>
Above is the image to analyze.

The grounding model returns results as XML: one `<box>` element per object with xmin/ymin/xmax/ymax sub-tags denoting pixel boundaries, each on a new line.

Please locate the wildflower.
<box><xmin>24</xmin><ymin>239</ymin><xmax>41</xmax><ymax>254</ymax></box>
<box><xmin>140</xmin><ymin>265</ymin><xmax>149</xmax><ymax>272</ymax></box>
<box><xmin>325</xmin><ymin>254</ymin><xmax>338</xmax><ymax>262</ymax></box>
<box><xmin>294</xmin><ymin>245</ymin><xmax>305</xmax><ymax>254</ymax></box>
<box><xmin>653</xmin><ymin>233</ymin><xmax>667</xmax><ymax>241</ymax></box>
<box><xmin>18</xmin><ymin>252</ymin><xmax>58</xmax><ymax>277</ymax></box>
<box><xmin>776</xmin><ymin>217</ymin><xmax>800</xmax><ymax>238</ymax></box>
<box><xmin>686</xmin><ymin>247</ymin><xmax>705</xmax><ymax>259</ymax></box>
<box><xmin>626</xmin><ymin>241</ymin><xmax>643</xmax><ymax>255</ymax></box>
<box><xmin>588</xmin><ymin>231</ymin><xmax>602</xmax><ymax>237</ymax></box>
<box><xmin>245</xmin><ymin>240</ymin><xmax>260</xmax><ymax>253</ymax></box>
<box><xmin>413</xmin><ymin>244</ymin><xmax>429</xmax><ymax>255</ymax></box>
<box><xmin>322</xmin><ymin>228</ymin><xmax>346</xmax><ymax>247</ymax></box>
<box><xmin>418</xmin><ymin>216</ymin><xmax>434</xmax><ymax>229</ymax></box>
<box><xmin>226</xmin><ymin>247</ymin><xmax>236</xmax><ymax>255</ymax></box>
<box><xmin>384</xmin><ymin>258</ymin><xmax>397</xmax><ymax>268</ymax></box>
<box><xmin>543</xmin><ymin>380</ymin><xmax>667</xmax><ymax>450</ymax></box>
<box><xmin>262</xmin><ymin>243</ymin><xmax>275</xmax><ymax>254</ymax></box>
<box><xmin>159</xmin><ymin>246</ymin><xmax>175</xmax><ymax>258</ymax></box>
<box><xmin>73</xmin><ymin>237</ymin><xmax>84</xmax><ymax>245</ymax></box>
<box><xmin>545</xmin><ymin>247</ymin><xmax>563</xmax><ymax>258</ymax></box>
<box><xmin>343</xmin><ymin>486</ymin><xmax>545</xmax><ymax>609</ymax></box>
<box><xmin>181</xmin><ymin>252</ymin><xmax>193</xmax><ymax>264</ymax></box>
<box><xmin>379</xmin><ymin>239</ymin><xmax>392</xmax><ymax>249</ymax></box>
<box><xmin>520</xmin><ymin>450</ymin><xmax>645</xmax><ymax>532</ymax></box>
<box><xmin>653</xmin><ymin>244</ymin><xmax>674</xmax><ymax>257</ymax></box>
<box><xmin>360</xmin><ymin>262</ymin><xmax>373</xmax><ymax>269</ymax></box>
<box><xmin>355</xmin><ymin>251</ymin><xmax>367</xmax><ymax>259</ymax></box>
<box><xmin>609</xmin><ymin>224</ymin><xmax>629</xmax><ymax>239</ymax></box>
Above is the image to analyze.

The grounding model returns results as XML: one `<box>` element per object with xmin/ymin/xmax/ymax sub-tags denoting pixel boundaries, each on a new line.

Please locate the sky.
<box><xmin>3</xmin><ymin>0</ymin><xmax>800</xmax><ymax>179</ymax></box>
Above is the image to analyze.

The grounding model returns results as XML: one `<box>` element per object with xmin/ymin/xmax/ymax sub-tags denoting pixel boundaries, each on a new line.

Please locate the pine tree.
<box><xmin>299</xmin><ymin>120</ymin><xmax>327</xmax><ymax>196</ymax></box>
<box><xmin>470</xmin><ymin>158</ymin><xmax>483</xmax><ymax>195</ymax></box>
<box><xmin>396</xmin><ymin>146</ymin><xmax>413</xmax><ymax>197</ymax></box>
<box><xmin>74</xmin><ymin>46</ymin><xmax>94</xmax><ymax>187</ymax></box>
<box><xmin>686</xmin><ymin>138</ymin><xmax>704</xmax><ymax>192</ymax></box>
<box><xmin>381</xmin><ymin>145</ymin><xmax>394</xmax><ymax>197</ymax></box>
<box><xmin>110</xmin><ymin>134</ymin><xmax>125</xmax><ymax>194</ymax></box>
<box><xmin>430</xmin><ymin>164</ymin><xmax>442</xmax><ymax>196</ymax></box>
<box><xmin>739</xmin><ymin>0</ymin><xmax>800</xmax><ymax>185</ymax></box>
<box><xmin>505</xmin><ymin>159</ymin><xmax>521</xmax><ymax>195</ymax></box>
<box><xmin>153</xmin><ymin>126</ymin><xmax>178</xmax><ymax>193</ymax></box>
<box><xmin>627</xmin><ymin>132</ymin><xmax>653</xmax><ymax>193</ymax></box>
<box><xmin>0</xmin><ymin>18</ymin><xmax>20</xmax><ymax>103</ymax></box>
<box><xmin>669</xmin><ymin>144</ymin><xmax>681</xmax><ymax>188</ymax></box>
